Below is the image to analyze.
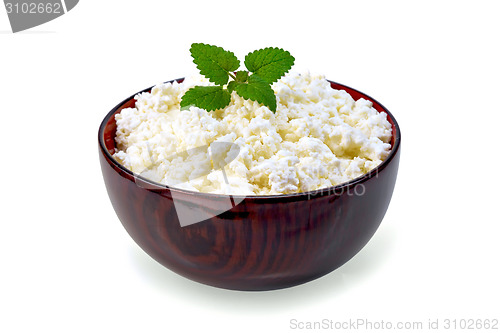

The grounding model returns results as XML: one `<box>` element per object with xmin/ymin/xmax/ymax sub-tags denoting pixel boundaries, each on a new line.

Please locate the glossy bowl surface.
<box><xmin>98</xmin><ymin>78</ymin><xmax>401</xmax><ymax>291</ymax></box>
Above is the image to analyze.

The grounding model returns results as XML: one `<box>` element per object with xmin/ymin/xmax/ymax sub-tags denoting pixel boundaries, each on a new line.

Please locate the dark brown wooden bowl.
<box><xmin>98</xmin><ymin>79</ymin><xmax>401</xmax><ymax>291</ymax></box>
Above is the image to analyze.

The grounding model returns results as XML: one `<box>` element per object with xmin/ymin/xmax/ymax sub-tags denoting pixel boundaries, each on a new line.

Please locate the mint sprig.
<box><xmin>180</xmin><ymin>43</ymin><xmax>294</xmax><ymax>112</ymax></box>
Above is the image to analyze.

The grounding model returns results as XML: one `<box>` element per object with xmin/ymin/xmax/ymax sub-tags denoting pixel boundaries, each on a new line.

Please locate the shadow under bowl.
<box><xmin>98</xmin><ymin>79</ymin><xmax>401</xmax><ymax>291</ymax></box>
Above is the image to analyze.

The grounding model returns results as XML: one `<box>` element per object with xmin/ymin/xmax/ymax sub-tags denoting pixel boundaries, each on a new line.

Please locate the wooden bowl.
<box><xmin>98</xmin><ymin>79</ymin><xmax>401</xmax><ymax>291</ymax></box>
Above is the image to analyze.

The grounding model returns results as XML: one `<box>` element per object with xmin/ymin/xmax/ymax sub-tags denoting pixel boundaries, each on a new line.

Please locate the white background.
<box><xmin>1</xmin><ymin>1</ymin><xmax>499</xmax><ymax>332</ymax></box>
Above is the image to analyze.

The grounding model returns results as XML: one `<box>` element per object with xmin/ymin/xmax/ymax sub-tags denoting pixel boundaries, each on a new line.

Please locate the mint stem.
<box><xmin>228</xmin><ymin>72</ymin><xmax>237</xmax><ymax>81</ymax></box>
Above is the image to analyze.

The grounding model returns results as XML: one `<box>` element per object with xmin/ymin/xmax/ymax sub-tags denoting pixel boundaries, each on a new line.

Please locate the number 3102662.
<box><xmin>5</xmin><ymin>2</ymin><xmax>62</xmax><ymax>14</ymax></box>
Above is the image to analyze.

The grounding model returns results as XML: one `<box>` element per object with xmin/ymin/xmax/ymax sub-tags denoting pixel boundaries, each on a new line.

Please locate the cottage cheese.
<box><xmin>113</xmin><ymin>72</ymin><xmax>392</xmax><ymax>195</ymax></box>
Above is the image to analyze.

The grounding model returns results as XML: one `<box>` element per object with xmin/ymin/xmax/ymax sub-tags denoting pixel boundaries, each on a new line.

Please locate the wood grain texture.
<box><xmin>98</xmin><ymin>80</ymin><xmax>401</xmax><ymax>291</ymax></box>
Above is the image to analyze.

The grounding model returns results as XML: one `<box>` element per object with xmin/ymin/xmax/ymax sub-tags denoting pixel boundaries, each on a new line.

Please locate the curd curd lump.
<box><xmin>113</xmin><ymin>72</ymin><xmax>392</xmax><ymax>195</ymax></box>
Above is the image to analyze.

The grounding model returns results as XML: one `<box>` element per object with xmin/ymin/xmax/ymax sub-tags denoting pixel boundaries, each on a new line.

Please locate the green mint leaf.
<box><xmin>234</xmin><ymin>70</ymin><xmax>249</xmax><ymax>82</ymax></box>
<box><xmin>244</xmin><ymin>47</ymin><xmax>295</xmax><ymax>84</ymax></box>
<box><xmin>180</xmin><ymin>85</ymin><xmax>231</xmax><ymax>111</ymax></box>
<box><xmin>190</xmin><ymin>43</ymin><xmax>240</xmax><ymax>85</ymax></box>
<box><xmin>232</xmin><ymin>74</ymin><xmax>277</xmax><ymax>112</ymax></box>
<box><xmin>182</xmin><ymin>44</ymin><xmax>295</xmax><ymax>113</ymax></box>
<box><xmin>227</xmin><ymin>81</ymin><xmax>238</xmax><ymax>94</ymax></box>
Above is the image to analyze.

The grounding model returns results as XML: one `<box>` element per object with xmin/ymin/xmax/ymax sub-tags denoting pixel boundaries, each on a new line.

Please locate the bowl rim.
<box><xmin>98</xmin><ymin>78</ymin><xmax>401</xmax><ymax>200</ymax></box>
